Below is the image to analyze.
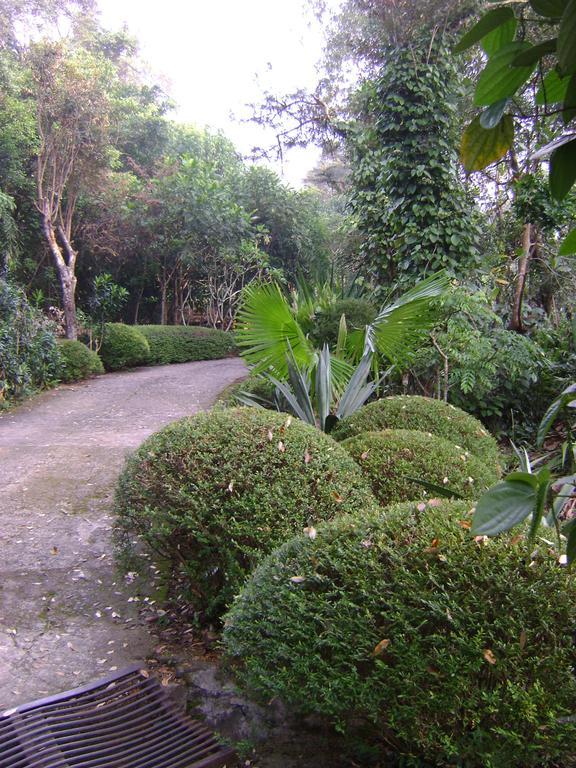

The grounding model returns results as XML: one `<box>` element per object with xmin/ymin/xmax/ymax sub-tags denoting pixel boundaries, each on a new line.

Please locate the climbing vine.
<box><xmin>349</xmin><ymin>39</ymin><xmax>481</xmax><ymax>288</ymax></box>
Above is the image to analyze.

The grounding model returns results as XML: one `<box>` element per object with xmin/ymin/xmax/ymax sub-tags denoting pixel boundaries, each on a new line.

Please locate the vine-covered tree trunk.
<box><xmin>509</xmin><ymin>222</ymin><xmax>534</xmax><ymax>333</ymax></box>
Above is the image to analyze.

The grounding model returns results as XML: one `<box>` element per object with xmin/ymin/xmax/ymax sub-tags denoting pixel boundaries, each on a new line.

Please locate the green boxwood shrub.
<box><xmin>115</xmin><ymin>407</ymin><xmax>379</xmax><ymax>619</ymax></box>
<box><xmin>332</xmin><ymin>395</ymin><xmax>500</xmax><ymax>472</ymax></box>
<box><xmin>223</xmin><ymin>500</ymin><xmax>576</xmax><ymax>768</ymax></box>
<box><xmin>99</xmin><ymin>323</ymin><xmax>150</xmax><ymax>371</ymax></box>
<box><xmin>342</xmin><ymin>428</ymin><xmax>498</xmax><ymax>503</ymax></box>
<box><xmin>310</xmin><ymin>298</ymin><xmax>376</xmax><ymax>348</ymax></box>
<box><xmin>135</xmin><ymin>324</ymin><xmax>236</xmax><ymax>365</ymax></box>
<box><xmin>57</xmin><ymin>340</ymin><xmax>104</xmax><ymax>382</ymax></box>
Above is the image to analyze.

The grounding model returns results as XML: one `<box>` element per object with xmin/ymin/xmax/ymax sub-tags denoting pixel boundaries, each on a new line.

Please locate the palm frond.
<box><xmin>315</xmin><ymin>345</ymin><xmax>332</xmax><ymax>431</ymax></box>
<box><xmin>365</xmin><ymin>271</ymin><xmax>449</xmax><ymax>362</ymax></box>
<box><xmin>235</xmin><ymin>282</ymin><xmax>314</xmax><ymax>376</ymax></box>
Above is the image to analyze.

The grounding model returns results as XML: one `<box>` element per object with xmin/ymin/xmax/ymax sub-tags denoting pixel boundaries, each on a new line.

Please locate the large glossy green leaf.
<box><xmin>537</xmin><ymin>384</ymin><xmax>576</xmax><ymax>445</ymax></box>
<box><xmin>482</xmin><ymin>17</ymin><xmax>518</xmax><ymax>57</ymax></box>
<box><xmin>365</xmin><ymin>272</ymin><xmax>449</xmax><ymax>362</ymax></box>
<box><xmin>536</xmin><ymin>69</ymin><xmax>571</xmax><ymax>104</ymax></box>
<box><xmin>563</xmin><ymin>73</ymin><xmax>576</xmax><ymax>123</ymax></box>
<box><xmin>511</xmin><ymin>39</ymin><xmax>557</xmax><ymax>66</ymax></box>
<box><xmin>530</xmin><ymin>0</ymin><xmax>567</xmax><ymax>17</ymax></box>
<box><xmin>549</xmin><ymin>136</ymin><xmax>576</xmax><ymax>199</ymax></box>
<box><xmin>235</xmin><ymin>282</ymin><xmax>314</xmax><ymax>376</ymax></box>
<box><xmin>474</xmin><ymin>42</ymin><xmax>536</xmax><ymax>106</ymax></box>
<box><xmin>472</xmin><ymin>477</ymin><xmax>537</xmax><ymax>536</ymax></box>
<box><xmin>461</xmin><ymin>114</ymin><xmax>514</xmax><ymax>171</ymax></box>
<box><xmin>454</xmin><ymin>7</ymin><xmax>516</xmax><ymax>53</ymax></box>
<box><xmin>480</xmin><ymin>99</ymin><xmax>509</xmax><ymax>129</ymax></box>
<box><xmin>558</xmin><ymin>0</ymin><xmax>576</xmax><ymax>75</ymax></box>
<box><xmin>559</xmin><ymin>225</ymin><xmax>576</xmax><ymax>254</ymax></box>
<box><xmin>565</xmin><ymin>518</ymin><xmax>576</xmax><ymax>564</ymax></box>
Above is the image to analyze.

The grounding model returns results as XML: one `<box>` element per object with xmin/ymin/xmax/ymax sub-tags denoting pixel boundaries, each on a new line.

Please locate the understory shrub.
<box><xmin>223</xmin><ymin>500</ymin><xmax>576</xmax><ymax>768</ymax></box>
<box><xmin>309</xmin><ymin>298</ymin><xmax>376</xmax><ymax>348</ymax></box>
<box><xmin>99</xmin><ymin>323</ymin><xmax>150</xmax><ymax>371</ymax></box>
<box><xmin>0</xmin><ymin>278</ymin><xmax>60</xmax><ymax>403</ymax></box>
<box><xmin>57</xmin><ymin>340</ymin><xmax>104</xmax><ymax>382</ymax></box>
<box><xmin>342</xmin><ymin>428</ymin><xmax>498</xmax><ymax>503</ymax></box>
<box><xmin>115</xmin><ymin>407</ymin><xmax>379</xmax><ymax>619</ymax></box>
<box><xmin>136</xmin><ymin>324</ymin><xmax>236</xmax><ymax>365</ymax></box>
<box><xmin>332</xmin><ymin>395</ymin><xmax>500</xmax><ymax>472</ymax></box>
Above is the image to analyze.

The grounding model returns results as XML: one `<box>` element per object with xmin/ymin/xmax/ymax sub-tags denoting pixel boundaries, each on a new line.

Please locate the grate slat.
<box><xmin>0</xmin><ymin>667</ymin><xmax>235</xmax><ymax>768</ymax></box>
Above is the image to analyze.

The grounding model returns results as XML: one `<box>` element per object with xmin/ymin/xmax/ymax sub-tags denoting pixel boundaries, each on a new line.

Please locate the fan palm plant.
<box><xmin>234</xmin><ymin>272</ymin><xmax>449</xmax><ymax>431</ymax></box>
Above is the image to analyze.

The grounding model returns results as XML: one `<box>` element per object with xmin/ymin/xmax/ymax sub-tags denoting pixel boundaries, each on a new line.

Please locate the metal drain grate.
<box><xmin>0</xmin><ymin>665</ymin><xmax>236</xmax><ymax>768</ymax></box>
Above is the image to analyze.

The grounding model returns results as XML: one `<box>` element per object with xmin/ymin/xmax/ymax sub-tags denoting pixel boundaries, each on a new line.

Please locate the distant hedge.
<box><xmin>135</xmin><ymin>325</ymin><xmax>236</xmax><ymax>365</ymax></box>
<box><xmin>58</xmin><ymin>340</ymin><xmax>104</xmax><ymax>382</ymax></box>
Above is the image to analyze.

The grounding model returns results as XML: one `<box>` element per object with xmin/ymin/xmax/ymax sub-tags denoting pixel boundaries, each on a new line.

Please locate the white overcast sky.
<box><xmin>96</xmin><ymin>0</ymin><xmax>336</xmax><ymax>186</ymax></box>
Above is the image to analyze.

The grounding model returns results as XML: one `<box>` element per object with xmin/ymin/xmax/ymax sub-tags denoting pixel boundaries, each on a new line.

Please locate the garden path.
<box><xmin>0</xmin><ymin>357</ymin><xmax>247</xmax><ymax>710</ymax></box>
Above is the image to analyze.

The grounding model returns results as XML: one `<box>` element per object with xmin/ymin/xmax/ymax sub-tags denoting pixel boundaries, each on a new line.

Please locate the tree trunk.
<box><xmin>509</xmin><ymin>222</ymin><xmax>533</xmax><ymax>333</ymax></box>
<box><xmin>40</xmin><ymin>211</ymin><xmax>78</xmax><ymax>339</ymax></box>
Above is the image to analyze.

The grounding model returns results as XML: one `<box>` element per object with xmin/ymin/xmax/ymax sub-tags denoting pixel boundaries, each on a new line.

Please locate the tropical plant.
<box><xmin>235</xmin><ymin>271</ymin><xmax>449</xmax><ymax>377</ymax></box>
<box><xmin>237</xmin><ymin>347</ymin><xmax>387</xmax><ymax>433</ymax></box>
<box><xmin>472</xmin><ymin>383</ymin><xmax>576</xmax><ymax>564</ymax></box>
<box><xmin>455</xmin><ymin>0</ymin><xmax>576</xmax><ymax>255</ymax></box>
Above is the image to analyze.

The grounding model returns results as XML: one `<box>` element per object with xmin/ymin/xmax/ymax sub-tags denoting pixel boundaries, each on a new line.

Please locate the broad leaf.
<box><xmin>472</xmin><ymin>477</ymin><xmax>537</xmax><ymax>536</ymax></box>
<box><xmin>559</xmin><ymin>225</ymin><xmax>576</xmax><ymax>255</ymax></box>
<box><xmin>536</xmin><ymin>69</ymin><xmax>571</xmax><ymax>104</ymax></box>
<box><xmin>530</xmin><ymin>470</ymin><xmax>551</xmax><ymax>540</ymax></box>
<box><xmin>537</xmin><ymin>383</ymin><xmax>576</xmax><ymax>445</ymax></box>
<box><xmin>454</xmin><ymin>7</ymin><xmax>516</xmax><ymax>53</ymax></box>
<box><xmin>511</xmin><ymin>39</ymin><xmax>557</xmax><ymax>67</ymax></box>
<box><xmin>565</xmin><ymin>518</ymin><xmax>576</xmax><ymax>564</ymax></box>
<box><xmin>474</xmin><ymin>42</ymin><xmax>536</xmax><ymax>106</ymax></box>
<box><xmin>482</xmin><ymin>17</ymin><xmax>518</xmax><ymax>57</ymax></box>
<box><xmin>461</xmin><ymin>115</ymin><xmax>514</xmax><ymax>171</ymax></box>
<box><xmin>558</xmin><ymin>0</ymin><xmax>576</xmax><ymax>75</ymax></box>
<box><xmin>480</xmin><ymin>99</ymin><xmax>510</xmax><ymax>129</ymax></box>
<box><xmin>530</xmin><ymin>0</ymin><xmax>567</xmax><ymax>17</ymax></box>
<box><xmin>562</xmin><ymin>73</ymin><xmax>576</xmax><ymax>123</ymax></box>
<box><xmin>550</xmin><ymin>136</ymin><xmax>576</xmax><ymax>199</ymax></box>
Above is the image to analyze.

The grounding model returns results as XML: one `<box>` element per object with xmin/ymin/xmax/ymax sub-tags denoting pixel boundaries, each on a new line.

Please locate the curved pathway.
<box><xmin>0</xmin><ymin>358</ymin><xmax>247</xmax><ymax>709</ymax></box>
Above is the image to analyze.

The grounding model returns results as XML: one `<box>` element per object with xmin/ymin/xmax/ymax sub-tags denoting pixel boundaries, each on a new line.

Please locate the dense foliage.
<box><xmin>135</xmin><ymin>325</ymin><xmax>236</xmax><ymax>365</ymax></box>
<box><xmin>0</xmin><ymin>278</ymin><xmax>60</xmax><ymax>403</ymax></box>
<box><xmin>332</xmin><ymin>395</ymin><xmax>500</xmax><ymax>471</ymax></box>
<box><xmin>341</xmin><ymin>428</ymin><xmax>498</xmax><ymax>503</ymax></box>
<box><xmin>115</xmin><ymin>407</ymin><xmax>379</xmax><ymax>619</ymax></box>
<box><xmin>57</xmin><ymin>339</ymin><xmax>104</xmax><ymax>382</ymax></box>
<box><xmin>308</xmin><ymin>297</ymin><xmax>376</xmax><ymax>348</ymax></box>
<box><xmin>224</xmin><ymin>499</ymin><xmax>576</xmax><ymax>768</ymax></box>
<box><xmin>98</xmin><ymin>323</ymin><xmax>150</xmax><ymax>371</ymax></box>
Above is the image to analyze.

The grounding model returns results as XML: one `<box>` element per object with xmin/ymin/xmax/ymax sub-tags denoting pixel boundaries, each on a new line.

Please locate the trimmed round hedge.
<box><xmin>223</xmin><ymin>500</ymin><xmax>576</xmax><ymax>768</ymax></box>
<box><xmin>342</xmin><ymin>428</ymin><xmax>497</xmax><ymax>503</ymax></box>
<box><xmin>99</xmin><ymin>323</ymin><xmax>150</xmax><ymax>371</ymax></box>
<box><xmin>331</xmin><ymin>395</ymin><xmax>500</xmax><ymax>472</ymax></box>
<box><xmin>57</xmin><ymin>340</ymin><xmax>104</xmax><ymax>382</ymax></box>
<box><xmin>115</xmin><ymin>408</ymin><xmax>379</xmax><ymax>619</ymax></box>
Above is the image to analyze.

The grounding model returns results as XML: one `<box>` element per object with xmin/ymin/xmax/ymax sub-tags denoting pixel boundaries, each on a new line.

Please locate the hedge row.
<box><xmin>135</xmin><ymin>324</ymin><xmax>236</xmax><ymax>365</ymax></box>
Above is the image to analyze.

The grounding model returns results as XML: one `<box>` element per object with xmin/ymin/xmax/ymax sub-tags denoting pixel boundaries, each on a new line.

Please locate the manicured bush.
<box><xmin>332</xmin><ymin>395</ymin><xmax>500</xmax><ymax>472</ymax></box>
<box><xmin>99</xmin><ymin>323</ymin><xmax>150</xmax><ymax>371</ymax></box>
<box><xmin>115</xmin><ymin>407</ymin><xmax>379</xmax><ymax>619</ymax></box>
<box><xmin>310</xmin><ymin>298</ymin><xmax>376</xmax><ymax>348</ymax></box>
<box><xmin>224</xmin><ymin>499</ymin><xmax>576</xmax><ymax>768</ymax></box>
<box><xmin>136</xmin><ymin>324</ymin><xmax>236</xmax><ymax>365</ymax></box>
<box><xmin>57</xmin><ymin>340</ymin><xmax>104</xmax><ymax>382</ymax></box>
<box><xmin>342</xmin><ymin>428</ymin><xmax>498</xmax><ymax>503</ymax></box>
<box><xmin>0</xmin><ymin>278</ymin><xmax>60</xmax><ymax>403</ymax></box>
